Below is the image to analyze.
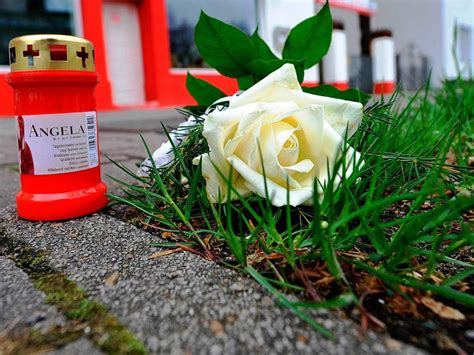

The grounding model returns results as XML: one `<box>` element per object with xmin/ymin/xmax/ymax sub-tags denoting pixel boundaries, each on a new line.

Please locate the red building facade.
<box><xmin>0</xmin><ymin>0</ymin><xmax>377</xmax><ymax>117</ymax></box>
<box><xmin>0</xmin><ymin>0</ymin><xmax>238</xmax><ymax>117</ymax></box>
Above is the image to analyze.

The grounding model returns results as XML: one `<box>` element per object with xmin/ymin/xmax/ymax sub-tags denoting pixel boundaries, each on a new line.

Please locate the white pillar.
<box><xmin>323</xmin><ymin>22</ymin><xmax>348</xmax><ymax>90</ymax></box>
<box><xmin>371</xmin><ymin>30</ymin><xmax>396</xmax><ymax>94</ymax></box>
<box><xmin>257</xmin><ymin>0</ymin><xmax>319</xmax><ymax>84</ymax></box>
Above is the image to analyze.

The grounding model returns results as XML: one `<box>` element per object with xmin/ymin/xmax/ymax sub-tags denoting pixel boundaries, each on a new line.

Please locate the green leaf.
<box><xmin>250</xmin><ymin>28</ymin><xmax>278</xmax><ymax>60</ymax></box>
<box><xmin>282</xmin><ymin>1</ymin><xmax>332</xmax><ymax>69</ymax></box>
<box><xmin>195</xmin><ymin>11</ymin><xmax>257</xmax><ymax>77</ymax></box>
<box><xmin>303</xmin><ymin>85</ymin><xmax>371</xmax><ymax>105</ymax></box>
<box><xmin>186</xmin><ymin>72</ymin><xmax>226</xmax><ymax>106</ymax></box>
<box><xmin>237</xmin><ymin>75</ymin><xmax>255</xmax><ymax>90</ymax></box>
<box><xmin>248</xmin><ymin>59</ymin><xmax>305</xmax><ymax>83</ymax></box>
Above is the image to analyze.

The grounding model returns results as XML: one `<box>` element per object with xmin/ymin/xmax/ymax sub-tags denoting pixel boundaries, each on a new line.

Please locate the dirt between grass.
<box><xmin>106</xmin><ymin>203</ymin><xmax>474</xmax><ymax>355</ymax></box>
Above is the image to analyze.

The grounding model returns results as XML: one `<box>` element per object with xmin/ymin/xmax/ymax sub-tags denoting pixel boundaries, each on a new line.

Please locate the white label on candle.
<box><xmin>16</xmin><ymin>111</ymin><xmax>99</xmax><ymax>175</ymax></box>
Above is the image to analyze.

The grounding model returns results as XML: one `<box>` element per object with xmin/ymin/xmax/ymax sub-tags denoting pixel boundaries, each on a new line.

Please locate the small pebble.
<box><xmin>465</xmin><ymin>329</ymin><xmax>474</xmax><ymax>340</ymax></box>
<box><xmin>209</xmin><ymin>320</ymin><xmax>225</xmax><ymax>336</ymax></box>
<box><xmin>261</xmin><ymin>296</ymin><xmax>274</xmax><ymax>307</ymax></box>
<box><xmin>385</xmin><ymin>338</ymin><xmax>402</xmax><ymax>351</ymax></box>
<box><xmin>230</xmin><ymin>281</ymin><xmax>246</xmax><ymax>291</ymax></box>
<box><xmin>26</xmin><ymin>312</ymin><xmax>46</xmax><ymax>326</ymax></box>
<box><xmin>422</xmin><ymin>321</ymin><xmax>437</xmax><ymax>330</ymax></box>
<box><xmin>147</xmin><ymin>336</ymin><xmax>160</xmax><ymax>352</ymax></box>
<box><xmin>104</xmin><ymin>272</ymin><xmax>119</xmax><ymax>286</ymax></box>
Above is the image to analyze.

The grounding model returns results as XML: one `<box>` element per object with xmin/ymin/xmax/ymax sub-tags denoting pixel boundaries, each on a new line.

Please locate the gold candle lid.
<box><xmin>9</xmin><ymin>34</ymin><xmax>95</xmax><ymax>73</ymax></box>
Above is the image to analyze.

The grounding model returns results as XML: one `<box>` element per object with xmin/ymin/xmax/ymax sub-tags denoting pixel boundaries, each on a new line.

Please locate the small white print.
<box><xmin>17</xmin><ymin>111</ymin><xmax>99</xmax><ymax>175</ymax></box>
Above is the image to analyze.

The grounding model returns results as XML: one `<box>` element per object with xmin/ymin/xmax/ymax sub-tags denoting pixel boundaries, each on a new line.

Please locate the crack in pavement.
<box><xmin>0</xmin><ymin>226</ymin><xmax>145</xmax><ymax>354</ymax></box>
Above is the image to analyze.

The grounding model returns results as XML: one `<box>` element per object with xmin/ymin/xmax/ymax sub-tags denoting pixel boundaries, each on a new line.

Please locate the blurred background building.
<box><xmin>0</xmin><ymin>0</ymin><xmax>472</xmax><ymax>116</ymax></box>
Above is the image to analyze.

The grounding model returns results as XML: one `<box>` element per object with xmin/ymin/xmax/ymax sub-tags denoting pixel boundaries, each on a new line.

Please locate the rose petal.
<box><xmin>290</xmin><ymin>105</ymin><xmax>325</xmax><ymax>164</ymax></box>
<box><xmin>283</xmin><ymin>159</ymin><xmax>314</xmax><ymax>174</ymax></box>
<box><xmin>223</xmin><ymin>101</ymin><xmax>298</xmax><ymax>159</ymax></box>
<box><xmin>228</xmin><ymin>155</ymin><xmax>313</xmax><ymax>207</ymax></box>
<box><xmin>258</xmin><ymin>123</ymin><xmax>293</xmax><ymax>186</ymax></box>
<box><xmin>195</xmin><ymin>154</ymin><xmax>250</xmax><ymax>203</ymax></box>
<box><xmin>287</xmin><ymin>90</ymin><xmax>363</xmax><ymax>138</ymax></box>
<box><xmin>202</xmin><ymin>104</ymin><xmax>259</xmax><ymax>179</ymax></box>
<box><xmin>229</xmin><ymin>64</ymin><xmax>301</xmax><ymax>109</ymax></box>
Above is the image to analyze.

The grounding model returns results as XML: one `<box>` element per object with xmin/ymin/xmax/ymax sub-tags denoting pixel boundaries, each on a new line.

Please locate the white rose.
<box><xmin>193</xmin><ymin>64</ymin><xmax>363</xmax><ymax>207</ymax></box>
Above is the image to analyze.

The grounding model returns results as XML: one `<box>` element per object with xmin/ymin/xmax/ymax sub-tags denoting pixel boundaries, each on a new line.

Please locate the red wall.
<box><xmin>81</xmin><ymin>0</ymin><xmax>114</xmax><ymax>111</ymax></box>
<box><xmin>137</xmin><ymin>0</ymin><xmax>238</xmax><ymax>106</ymax></box>
<box><xmin>0</xmin><ymin>0</ymin><xmax>238</xmax><ymax>117</ymax></box>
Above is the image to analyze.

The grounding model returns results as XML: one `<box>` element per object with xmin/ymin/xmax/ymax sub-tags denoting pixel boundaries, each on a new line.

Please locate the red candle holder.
<box><xmin>7</xmin><ymin>34</ymin><xmax>108</xmax><ymax>221</ymax></box>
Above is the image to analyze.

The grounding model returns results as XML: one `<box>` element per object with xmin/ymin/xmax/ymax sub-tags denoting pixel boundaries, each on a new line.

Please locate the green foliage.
<box><xmin>250</xmin><ymin>28</ymin><xmax>278</xmax><ymax>61</ymax></box>
<box><xmin>186</xmin><ymin>72</ymin><xmax>226</xmax><ymax>106</ymax></box>
<box><xmin>110</xmin><ymin>79</ymin><xmax>474</xmax><ymax>337</ymax></box>
<box><xmin>237</xmin><ymin>75</ymin><xmax>255</xmax><ymax>90</ymax></box>
<box><xmin>282</xmin><ymin>1</ymin><xmax>332</xmax><ymax>69</ymax></box>
<box><xmin>303</xmin><ymin>85</ymin><xmax>371</xmax><ymax>105</ymax></box>
<box><xmin>195</xmin><ymin>11</ymin><xmax>257</xmax><ymax>77</ymax></box>
<box><xmin>248</xmin><ymin>58</ymin><xmax>305</xmax><ymax>83</ymax></box>
<box><xmin>192</xmin><ymin>3</ymin><xmax>365</xmax><ymax>103</ymax></box>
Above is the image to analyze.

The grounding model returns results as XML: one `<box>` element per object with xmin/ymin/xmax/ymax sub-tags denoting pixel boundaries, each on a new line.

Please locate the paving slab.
<box><xmin>0</xmin><ymin>108</ymin><xmax>425</xmax><ymax>354</ymax></box>
<box><xmin>0</xmin><ymin>167</ymin><xmax>18</xmax><ymax>209</ymax></box>
<box><xmin>0</xmin><ymin>135</ymin><xmax>18</xmax><ymax>164</ymax></box>
<box><xmin>0</xmin><ymin>131</ymin><xmax>20</xmax><ymax>209</ymax></box>
<box><xmin>51</xmin><ymin>338</ymin><xmax>103</xmax><ymax>355</ymax></box>
<box><xmin>0</xmin><ymin>207</ymin><xmax>424</xmax><ymax>354</ymax></box>
<box><xmin>100</xmin><ymin>130</ymin><xmax>167</xmax><ymax>194</ymax></box>
<box><xmin>98</xmin><ymin>108</ymin><xmax>183</xmax><ymax>132</ymax></box>
<box><xmin>0</xmin><ymin>255</ymin><xmax>101</xmax><ymax>354</ymax></box>
<box><xmin>0</xmin><ymin>256</ymin><xmax>65</xmax><ymax>332</ymax></box>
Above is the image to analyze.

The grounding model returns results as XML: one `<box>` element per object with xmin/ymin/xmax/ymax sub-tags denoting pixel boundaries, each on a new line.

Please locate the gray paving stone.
<box><xmin>100</xmin><ymin>131</ymin><xmax>163</xmax><ymax>160</ymax></box>
<box><xmin>0</xmin><ymin>239</ymin><xmax>102</xmax><ymax>355</ymax></box>
<box><xmin>0</xmin><ymin>207</ymin><xmax>425</xmax><ymax>355</ymax></box>
<box><xmin>0</xmin><ymin>256</ymin><xmax>65</xmax><ymax>332</ymax></box>
<box><xmin>0</xmin><ymin>167</ymin><xmax>18</xmax><ymax>209</ymax></box>
<box><xmin>0</xmin><ymin>255</ymin><xmax>100</xmax><ymax>354</ymax></box>
<box><xmin>0</xmin><ymin>118</ymin><xmax>15</xmax><ymax>137</ymax></box>
<box><xmin>98</xmin><ymin>108</ymin><xmax>182</xmax><ymax>132</ymax></box>
<box><xmin>49</xmin><ymin>338</ymin><xmax>103</xmax><ymax>355</ymax></box>
<box><xmin>0</xmin><ymin>135</ymin><xmax>18</xmax><ymax>164</ymax></box>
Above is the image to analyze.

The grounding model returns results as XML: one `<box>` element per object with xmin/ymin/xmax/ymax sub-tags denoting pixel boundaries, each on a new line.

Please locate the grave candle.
<box><xmin>7</xmin><ymin>34</ymin><xmax>108</xmax><ymax>221</ymax></box>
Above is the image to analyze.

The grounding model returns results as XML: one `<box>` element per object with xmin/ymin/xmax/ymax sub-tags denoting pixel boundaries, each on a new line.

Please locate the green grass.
<box><xmin>109</xmin><ymin>77</ymin><xmax>473</xmax><ymax>337</ymax></box>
